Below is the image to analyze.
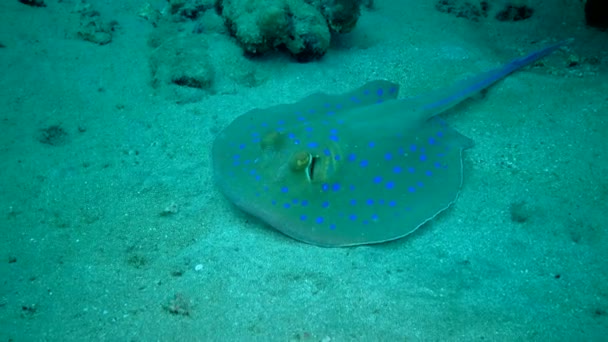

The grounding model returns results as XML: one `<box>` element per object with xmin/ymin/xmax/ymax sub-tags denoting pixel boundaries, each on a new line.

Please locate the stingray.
<box><xmin>212</xmin><ymin>40</ymin><xmax>568</xmax><ymax>247</ymax></box>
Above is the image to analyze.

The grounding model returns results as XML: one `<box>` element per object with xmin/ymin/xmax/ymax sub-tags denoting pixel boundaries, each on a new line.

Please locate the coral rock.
<box><xmin>220</xmin><ymin>0</ymin><xmax>362</xmax><ymax>61</ymax></box>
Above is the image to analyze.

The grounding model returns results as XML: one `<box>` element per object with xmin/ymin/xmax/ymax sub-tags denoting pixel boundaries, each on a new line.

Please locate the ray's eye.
<box><xmin>289</xmin><ymin>151</ymin><xmax>312</xmax><ymax>172</ymax></box>
<box><xmin>289</xmin><ymin>151</ymin><xmax>322</xmax><ymax>183</ymax></box>
<box><xmin>260</xmin><ymin>131</ymin><xmax>285</xmax><ymax>150</ymax></box>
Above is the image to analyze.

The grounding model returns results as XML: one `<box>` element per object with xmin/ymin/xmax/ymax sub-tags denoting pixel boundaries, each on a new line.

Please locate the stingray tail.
<box><xmin>416</xmin><ymin>39</ymin><xmax>572</xmax><ymax>117</ymax></box>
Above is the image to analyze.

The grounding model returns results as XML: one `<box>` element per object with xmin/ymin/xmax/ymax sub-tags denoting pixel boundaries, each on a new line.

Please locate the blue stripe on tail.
<box><xmin>421</xmin><ymin>39</ymin><xmax>571</xmax><ymax>112</ymax></box>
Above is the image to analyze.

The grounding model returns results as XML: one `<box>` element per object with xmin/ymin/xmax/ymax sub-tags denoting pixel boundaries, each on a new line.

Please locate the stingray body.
<box><xmin>212</xmin><ymin>41</ymin><xmax>568</xmax><ymax>247</ymax></box>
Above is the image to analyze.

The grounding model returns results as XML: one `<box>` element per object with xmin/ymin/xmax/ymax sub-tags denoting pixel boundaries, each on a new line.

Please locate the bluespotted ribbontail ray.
<box><xmin>212</xmin><ymin>40</ymin><xmax>569</xmax><ymax>247</ymax></box>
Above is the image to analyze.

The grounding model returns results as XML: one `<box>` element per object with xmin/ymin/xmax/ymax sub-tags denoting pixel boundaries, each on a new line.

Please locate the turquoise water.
<box><xmin>1</xmin><ymin>0</ymin><xmax>606</xmax><ymax>340</ymax></box>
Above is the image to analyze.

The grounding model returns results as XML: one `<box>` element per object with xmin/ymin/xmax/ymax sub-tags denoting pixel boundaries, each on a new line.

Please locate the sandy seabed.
<box><xmin>1</xmin><ymin>0</ymin><xmax>607</xmax><ymax>340</ymax></box>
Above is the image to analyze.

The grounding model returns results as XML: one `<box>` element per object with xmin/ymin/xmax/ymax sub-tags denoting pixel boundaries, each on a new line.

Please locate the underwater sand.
<box><xmin>1</xmin><ymin>0</ymin><xmax>607</xmax><ymax>340</ymax></box>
